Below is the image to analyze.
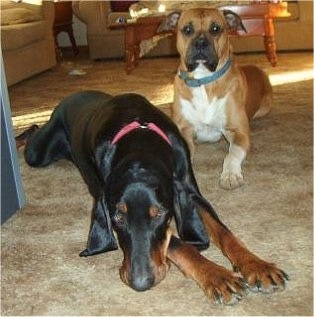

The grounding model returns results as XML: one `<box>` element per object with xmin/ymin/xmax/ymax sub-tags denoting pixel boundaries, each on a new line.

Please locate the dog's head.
<box><xmin>95</xmin><ymin>141</ymin><xmax>174</xmax><ymax>291</ymax></box>
<box><xmin>158</xmin><ymin>8</ymin><xmax>246</xmax><ymax>72</ymax></box>
<box><xmin>105</xmin><ymin>159</ymin><xmax>174</xmax><ymax>292</ymax></box>
<box><xmin>79</xmin><ymin>145</ymin><xmax>174</xmax><ymax>292</ymax></box>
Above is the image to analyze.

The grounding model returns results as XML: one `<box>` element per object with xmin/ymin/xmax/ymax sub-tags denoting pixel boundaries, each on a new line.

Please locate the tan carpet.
<box><xmin>2</xmin><ymin>51</ymin><xmax>313</xmax><ymax>316</ymax></box>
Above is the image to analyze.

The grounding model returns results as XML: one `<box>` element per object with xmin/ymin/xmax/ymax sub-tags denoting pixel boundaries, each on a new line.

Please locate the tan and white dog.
<box><xmin>158</xmin><ymin>8</ymin><xmax>273</xmax><ymax>189</ymax></box>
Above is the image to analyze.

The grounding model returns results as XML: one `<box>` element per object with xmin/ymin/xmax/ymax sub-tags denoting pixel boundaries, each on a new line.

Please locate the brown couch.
<box><xmin>72</xmin><ymin>1</ymin><xmax>313</xmax><ymax>61</ymax></box>
<box><xmin>1</xmin><ymin>0</ymin><xmax>57</xmax><ymax>86</ymax></box>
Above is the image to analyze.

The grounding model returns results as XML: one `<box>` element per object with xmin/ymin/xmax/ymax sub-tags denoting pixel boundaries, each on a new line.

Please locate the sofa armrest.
<box><xmin>41</xmin><ymin>1</ymin><xmax>55</xmax><ymax>35</ymax></box>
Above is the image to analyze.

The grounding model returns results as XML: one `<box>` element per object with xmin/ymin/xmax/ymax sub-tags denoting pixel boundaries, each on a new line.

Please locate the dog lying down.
<box><xmin>23</xmin><ymin>91</ymin><xmax>288</xmax><ymax>305</ymax></box>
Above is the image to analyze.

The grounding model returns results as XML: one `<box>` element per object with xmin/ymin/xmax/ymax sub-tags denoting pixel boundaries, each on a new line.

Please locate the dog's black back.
<box><xmin>26</xmin><ymin>92</ymin><xmax>178</xmax><ymax>195</ymax></box>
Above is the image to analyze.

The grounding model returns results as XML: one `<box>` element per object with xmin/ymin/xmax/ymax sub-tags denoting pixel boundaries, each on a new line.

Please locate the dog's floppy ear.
<box><xmin>223</xmin><ymin>9</ymin><xmax>247</xmax><ymax>33</ymax></box>
<box><xmin>94</xmin><ymin>141</ymin><xmax>116</xmax><ymax>182</ymax></box>
<box><xmin>173</xmin><ymin>180</ymin><xmax>209</xmax><ymax>250</ymax></box>
<box><xmin>170</xmin><ymin>134</ymin><xmax>209</xmax><ymax>250</ymax></box>
<box><xmin>157</xmin><ymin>11</ymin><xmax>182</xmax><ymax>33</ymax></box>
<box><xmin>80</xmin><ymin>195</ymin><xmax>118</xmax><ymax>257</ymax></box>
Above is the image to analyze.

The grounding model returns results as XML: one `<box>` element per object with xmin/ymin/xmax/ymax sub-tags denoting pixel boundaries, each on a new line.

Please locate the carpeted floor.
<box><xmin>1</xmin><ymin>51</ymin><xmax>313</xmax><ymax>316</ymax></box>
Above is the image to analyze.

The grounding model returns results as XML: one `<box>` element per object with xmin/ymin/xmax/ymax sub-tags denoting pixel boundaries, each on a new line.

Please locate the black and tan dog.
<box><xmin>158</xmin><ymin>8</ymin><xmax>273</xmax><ymax>190</ymax></box>
<box><xmin>23</xmin><ymin>91</ymin><xmax>287</xmax><ymax>304</ymax></box>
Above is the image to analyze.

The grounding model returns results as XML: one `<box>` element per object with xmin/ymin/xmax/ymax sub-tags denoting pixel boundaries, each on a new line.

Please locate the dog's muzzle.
<box><xmin>119</xmin><ymin>255</ymin><xmax>170</xmax><ymax>292</ymax></box>
<box><xmin>119</xmin><ymin>228</ymin><xmax>172</xmax><ymax>291</ymax></box>
<box><xmin>186</xmin><ymin>34</ymin><xmax>219</xmax><ymax>72</ymax></box>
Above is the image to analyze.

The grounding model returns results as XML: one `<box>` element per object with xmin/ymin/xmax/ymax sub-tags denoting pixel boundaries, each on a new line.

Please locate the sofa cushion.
<box><xmin>1</xmin><ymin>20</ymin><xmax>47</xmax><ymax>51</ymax></box>
<box><xmin>1</xmin><ymin>8</ymin><xmax>42</xmax><ymax>25</ymax></box>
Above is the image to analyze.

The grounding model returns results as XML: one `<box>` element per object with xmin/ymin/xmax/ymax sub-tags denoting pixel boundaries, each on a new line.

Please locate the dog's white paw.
<box><xmin>220</xmin><ymin>145</ymin><xmax>246</xmax><ymax>190</ymax></box>
<box><xmin>220</xmin><ymin>171</ymin><xmax>244</xmax><ymax>190</ymax></box>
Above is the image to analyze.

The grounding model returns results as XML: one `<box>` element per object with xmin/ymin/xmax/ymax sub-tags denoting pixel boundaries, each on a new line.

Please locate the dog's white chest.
<box><xmin>180</xmin><ymin>87</ymin><xmax>228</xmax><ymax>143</ymax></box>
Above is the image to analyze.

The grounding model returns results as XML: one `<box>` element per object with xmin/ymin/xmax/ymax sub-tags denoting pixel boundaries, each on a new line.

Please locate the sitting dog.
<box><xmin>23</xmin><ymin>91</ymin><xmax>287</xmax><ymax>304</ymax></box>
<box><xmin>158</xmin><ymin>8</ymin><xmax>273</xmax><ymax>189</ymax></box>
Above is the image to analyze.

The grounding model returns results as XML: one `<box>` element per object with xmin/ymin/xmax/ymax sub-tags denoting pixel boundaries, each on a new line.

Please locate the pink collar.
<box><xmin>111</xmin><ymin>121</ymin><xmax>171</xmax><ymax>146</ymax></box>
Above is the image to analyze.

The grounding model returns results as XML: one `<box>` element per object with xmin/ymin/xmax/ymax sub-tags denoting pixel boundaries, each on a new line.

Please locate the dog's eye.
<box><xmin>149</xmin><ymin>206</ymin><xmax>166</xmax><ymax>219</ymax></box>
<box><xmin>114</xmin><ymin>202</ymin><xmax>127</xmax><ymax>226</ymax></box>
<box><xmin>113</xmin><ymin>212</ymin><xmax>125</xmax><ymax>226</ymax></box>
<box><xmin>182</xmin><ymin>24</ymin><xmax>194</xmax><ymax>36</ymax></box>
<box><xmin>156</xmin><ymin>208</ymin><xmax>165</xmax><ymax>219</ymax></box>
<box><xmin>209</xmin><ymin>22</ymin><xmax>222</xmax><ymax>35</ymax></box>
<box><xmin>116</xmin><ymin>202</ymin><xmax>127</xmax><ymax>213</ymax></box>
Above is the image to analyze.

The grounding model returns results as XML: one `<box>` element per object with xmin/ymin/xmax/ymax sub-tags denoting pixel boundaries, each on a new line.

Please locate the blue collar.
<box><xmin>179</xmin><ymin>58</ymin><xmax>232</xmax><ymax>88</ymax></box>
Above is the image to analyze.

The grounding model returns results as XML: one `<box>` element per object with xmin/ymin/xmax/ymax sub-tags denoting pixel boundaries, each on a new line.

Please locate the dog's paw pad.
<box><xmin>219</xmin><ymin>172</ymin><xmax>244</xmax><ymax>190</ymax></box>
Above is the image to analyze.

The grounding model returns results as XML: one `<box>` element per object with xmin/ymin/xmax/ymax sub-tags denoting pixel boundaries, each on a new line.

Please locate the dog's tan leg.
<box><xmin>177</xmin><ymin>123</ymin><xmax>195</xmax><ymax>158</ymax></box>
<box><xmin>198</xmin><ymin>208</ymin><xmax>289</xmax><ymax>293</ymax></box>
<box><xmin>167</xmin><ymin>236</ymin><xmax>247</xmax><ymax>304</ymax></box>
<box><xmin>173</xmin><ymin>90</ymin><xmax>196</xmax><ymax>158</ymax></box>
<box><xmin>220</xmin><ymin>120</ymin><xmax>249</xmax><ymax>189</ymax></box>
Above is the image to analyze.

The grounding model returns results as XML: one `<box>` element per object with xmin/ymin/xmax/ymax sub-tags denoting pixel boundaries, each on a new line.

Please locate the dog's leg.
<box><xmin>172</xmin><ymin>114</ymin><xmax>195</xmax><ymax>159</ymax></box>
<box><xmin>220</xmin><ymin>116</ymin><xmax>250</xmax><ymax>189</ymax></box>
<box><xmin>15</xmin><ymin>124</ymin><xmax>39</xmax><ymax>149</ymax></box>
<box><xmin>178</xmin><ymin>123</ymin><xmax>195</xmax><ymax>158</ymax></box>
<box><xmin>167</xmin><ymin>235</ymin><xmax>247</xmax><ymax>304</ymax></box>
<box><xmin>196</xmin><ymin>201</ymin><xmax>289</xmax><ymax>293</ymax></box>
<box><xmin>167</xmin><ymin>236</ymin><xmax>247</xmax><ymax>304</ymax></box>
<box><xmin>173</xmin><ymin>85</ymin><xmax>196</xmax><ymax>158</ymax></box>
<box><xmin>24</xmin><ymin>119</ymin><xmax>70</xmax><ymax>167</ymax></box>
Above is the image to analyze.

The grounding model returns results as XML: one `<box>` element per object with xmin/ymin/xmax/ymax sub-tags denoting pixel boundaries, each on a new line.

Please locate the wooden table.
<box><xmin>112</xmin><ymin>2</ymin><xmax>290</xmax><ymax>74</ymax></box>
<box><xmin>111</xmin><ymin>16</ymin><xmax>167</xmax><ymax>74</ymax></box>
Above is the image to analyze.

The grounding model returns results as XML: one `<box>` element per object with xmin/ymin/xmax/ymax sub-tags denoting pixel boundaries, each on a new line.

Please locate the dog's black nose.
<box><xmin>195</xmin><ymin>35</ymin><xmax>209</xmax><ymax>50</ymax></box>
<box><xmin>129</xmin><ymin>258</ymin><xmax>155</xmax><ymax>291</ymax></box>
<box><xmin>130</xmin><ymin>274</ymin><xmax>155</xmax><ymax>292</ymax></box>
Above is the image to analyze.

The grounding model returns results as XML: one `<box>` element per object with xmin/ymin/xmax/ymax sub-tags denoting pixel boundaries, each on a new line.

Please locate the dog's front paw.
<box><xmin>220</xmin><ymin>171</ymin><xmax>244</xmax><ymax>190</ymax></box>
<box><xmin>199</xmin><ymin>265</ymin><xmax>248</xmax><ymax>305</ymax></box>
<box><xmin>235</xmin><ymin>259</ymin><xmax>289</xmax><ymax>293</ymax></box>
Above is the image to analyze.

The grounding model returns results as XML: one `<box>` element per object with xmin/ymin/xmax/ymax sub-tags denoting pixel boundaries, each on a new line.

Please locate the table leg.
<box><xmin>263</xmin><ymin>17</ymin><xmax>277</xmax><ymax>67</ymax></box>
<box><xmin>125</xmin><ymin>26</ymin><xmax>136</xmax><ymax>74</ymax></box>
<box><xmin>134</xmin><ymin>44</ymin><xmax>140</xmax><ymax>67</ymax></box>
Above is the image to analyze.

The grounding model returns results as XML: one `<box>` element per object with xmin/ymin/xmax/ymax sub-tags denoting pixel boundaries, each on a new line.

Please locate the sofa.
<box><xmin>1</xmin><ymin>0</ymin><xmax>57</xmax><ymax>86</ymax></box>
<box><xmin>72</xmin><ymin>0</ymin><xmax>313</xmax><ymax>61</ymax></box>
